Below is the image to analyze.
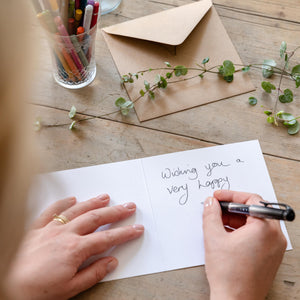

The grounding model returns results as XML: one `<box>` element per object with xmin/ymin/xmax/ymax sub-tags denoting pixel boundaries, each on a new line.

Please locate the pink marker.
<box><xmin>54</xmin><ymin>16</ymin><xmax>84</xmax><ymax>74</ymax></box>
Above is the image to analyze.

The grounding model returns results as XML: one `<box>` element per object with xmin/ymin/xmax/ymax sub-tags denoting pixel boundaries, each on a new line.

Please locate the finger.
<box><xmin>81</xmin><ymin>224</ymin><xmax>144</xmax><ymax>258</ymax></box>
<box><xmin>31</xmin><ymin>197</ymin><xmax>77</xmax><ymax>229</ymax></box>
<box><xmin>214</xmin><ymin>190</ymin><xmax>264</xmax><ymax>205</ymax></box>
<box><xmin>69</xmin><ymin>202</ymin><xmax>137</xmax><ymax>235</ymax></box>
<box><xmin>49</xmin><ymin>194</ymin><xmax>110</xmax><ymax>227</ymax></box>
<box><xmin>222</xmin><ymin>211</ymin><xmax>247</xmax><ymax>229</ymax></box>
<box><xmin>68</xmin><ymin>257</ymin><xmax>118</xmax><ymax>297</ymax></box>
<box><xmin>202</xmin><ymin>197</ymin><xmax>226</xmax><ymax>250</ymax></box>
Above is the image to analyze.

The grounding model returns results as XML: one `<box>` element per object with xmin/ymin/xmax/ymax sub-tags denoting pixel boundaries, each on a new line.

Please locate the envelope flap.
<box><xmin>102</xmin><ymin>0</ymin><xmax>212</xmax><ymax>46</ymax></box>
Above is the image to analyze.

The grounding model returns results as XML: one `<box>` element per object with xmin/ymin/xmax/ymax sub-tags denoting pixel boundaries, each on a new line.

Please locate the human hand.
<box><xmin>5</xmin><ymin>194</ymin><xmax>144</xmax><ymax>300</ymax></box>
<box><xmin>202</xmin><ymin>190</ymin><xmax>287</xmax><ymax>300</ymax></box>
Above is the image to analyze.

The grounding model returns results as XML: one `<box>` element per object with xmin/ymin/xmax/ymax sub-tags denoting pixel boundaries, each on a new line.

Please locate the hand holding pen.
<box><xmin>203</xmin><ymin>190</ymin><xmax>288</xmax><ymax>300</ymax></box>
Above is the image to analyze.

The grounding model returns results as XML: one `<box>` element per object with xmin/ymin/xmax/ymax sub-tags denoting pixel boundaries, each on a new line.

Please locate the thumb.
<box><xmin>202</xmin><ymin>197</ymin><xmax>226</xmax><ymax>247</ymax></box>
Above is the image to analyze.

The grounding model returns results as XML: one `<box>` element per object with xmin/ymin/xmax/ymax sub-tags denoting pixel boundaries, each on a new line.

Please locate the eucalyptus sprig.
<box><xmin>115</xmin><ymin>41</ymin><xmax>299</xmax><ymax>135</ymax></box>
<box><xmin>35</xmin><ymin>42</ymin><xmax>299</xmax><ymax>135</ymax></box>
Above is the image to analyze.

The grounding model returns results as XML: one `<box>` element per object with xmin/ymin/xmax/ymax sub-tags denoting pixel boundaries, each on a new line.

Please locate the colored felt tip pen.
<box><xmin>220</xmin><ymin>201</ymin><xmax>295</xmax><ymax>221</ymax></box>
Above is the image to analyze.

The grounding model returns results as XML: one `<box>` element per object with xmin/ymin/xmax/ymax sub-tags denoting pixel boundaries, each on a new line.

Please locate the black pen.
<box><xmin>219</xmin><ymin>201</ymin><xmax>295</xmax><ymax>221</ymax></box>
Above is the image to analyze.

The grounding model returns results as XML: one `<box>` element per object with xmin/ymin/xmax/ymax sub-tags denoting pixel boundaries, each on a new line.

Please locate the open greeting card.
<box><xmin>29</xmin><ymin>140</ymin><xmax>292</xmax><ymax>282</ymax></box>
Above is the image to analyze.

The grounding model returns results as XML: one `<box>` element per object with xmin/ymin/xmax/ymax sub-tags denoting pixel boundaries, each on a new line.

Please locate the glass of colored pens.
<box><xmin>33</xmin><ymin>0</ymin><xmax>100</xmax><ymax>89</ymax></box>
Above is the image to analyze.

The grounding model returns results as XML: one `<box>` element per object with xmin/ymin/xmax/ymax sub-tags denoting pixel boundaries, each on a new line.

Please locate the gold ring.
<box><xmin>53</xmin><ymin>214</ymin><xmax>70</xmax><ymax>224</ymax></box>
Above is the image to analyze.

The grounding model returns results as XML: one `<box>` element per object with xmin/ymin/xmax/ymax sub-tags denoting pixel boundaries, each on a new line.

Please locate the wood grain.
<box><xmin>28</xmin><ymin>0</ymin><xmax>300</xmax><ymax>298</ymax></box>
<box><xmin>32</xmin><ymin>105</ymin><xmax>299</xmax><ymax>300</ymax></box>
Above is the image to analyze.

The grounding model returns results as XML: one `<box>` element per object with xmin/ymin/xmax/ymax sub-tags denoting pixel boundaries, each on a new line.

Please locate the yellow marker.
<box><xmin>74</xmin><ymin>9</ymin><xmax>83</xmax><ymax>29</ymax></box>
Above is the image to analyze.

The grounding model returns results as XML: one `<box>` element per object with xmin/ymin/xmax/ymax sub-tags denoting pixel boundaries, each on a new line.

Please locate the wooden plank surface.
<box><xmin>32</xmin><ymin>105</ymin><xmax>300</xmax><ymax>299</ymax></box>
<box><xmin>29</xmin><ymin>0</ymin><xmax>300</xmax><ymax>161</ymax></box>
<box><xmin>28</xmin><ymin>0</ymin><xmax>300</xmax><ymax>299</ymax></box>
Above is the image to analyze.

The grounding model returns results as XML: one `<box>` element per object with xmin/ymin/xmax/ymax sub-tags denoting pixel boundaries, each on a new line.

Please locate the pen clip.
<box><xmin>259</xmin><ymin>201</ymin><xmax>289</xmax><ymax>210</ymax></box>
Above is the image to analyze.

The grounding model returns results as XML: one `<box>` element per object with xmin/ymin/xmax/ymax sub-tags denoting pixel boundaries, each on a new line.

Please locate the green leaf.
<box><xmin>223</xmin><ymin>75</ymin><xmax>234</xmax><ymax>82</ymax></box>
<box><xmin>261</xmin><ymin>81</ymin><xmax>276</xmax><ymax>93</ymax></box>
<box><xmin>202</xmin><ymin>57</ymin><xmax>209</xmax><ymax>64</ymax></box>
<box><xmin>144</xmin><ymin>80</ymin><xmax>150</xmax><ymax>91</ymax></box>
<box><xmin>199</xmin><ymin>74</ymin><xmax>204</xmax><ymax>78</ymax></box>
<box><xmin>295</xmin><ymin>76</ymin><xmax>300</xmax><ymax>88</ymax></box>
<box><xmin>120</xmin><ymin>108</ymin><xmax>130</xmax><ymax>116</ymax></box>
<box><xmin>149</xmin><ymin>91</ymin><xmax>155</xmax><ymax>99</ymax></box>
<box><xmin>248</xmin><ymin>97</ymin><xmax>257</xmax><ymax>106</ymax></box>
<box><xmin>115</xmin><ymin>97</ymin><xmax>126</xmax><ymax>107</ymax></box>
<box><xmin>155</xmin><ymin>74</ymin><xmax>161</xmax><ymax>84</ymax></box>
<box><xmin>291</xmin><ymin>64</ymin><xmax>300</xmax><ymax>76</ymax></box>
<box><xmin>267</xmin><ymin>116</ymin><xmax>274</xmax><ymax>124</ymax></box>
<box><xmin>158</xmin><ymin>76</ymin><xmax>168</xmax><ymax>89</ymax></box>
<box><xmin>164</xmin><ymin>62</ymin><xmax>171</xmax><ymax>67</ymax></box>
<box><xmin>279</xmin><ymin>89</ymin><xmax>293</xmax><ymax>103</ymax></box>
<box><xmin>139</xmin><ymin>89</ymin><xmax>145</xmax><ymax>97</ymax></box>
<box><xmin>133</xmin><ymin>73</ymin><xmax>138</xmax><ymax>79</ymax></box>
<box><xmin>242</xmin><ymin>66</ymin><xmax>250</xmax><ymax>72</ymax></box>
<box><xmin>120</xmin><ymin>100</ymin><xmax>134</xmax><ymax>115</ymax></box>
<box><xmin>262</xmin><ymin>59</ymin><xmax>276</xmax><ymax>78</ymax></box>
<box><xmin>287</xmin><ymin>121</ymin><xmax>300</xmax><ymax>135</ymax></box>
<box><xmin>280</xmin><ymin>41</ymin><xmax>287</xmax><ymax>58</ymax></box>
<box><xmin>174</xmin><ymin>65</ymin><xmax>188</xmax><ymax>76</ymax></box>
<box><xmin>166</xmin><ymin>72</ymin><xmax>172</xmax><ymax>79</ymax></box>
<box><xmin>264</xmin><ymin>110</ymin><xmax>272</xmax><ymax>116</ymax></box>
<box><xmin>219</xmin><ymin>60</ymin><xmax>235</xmax><ymax>76</ymax></box>
<box><xmin>69</xmin><ymin>105</ymin><xmax>76</xmax><ymax>119</ymax></box>
<box><xmin>69</xmin><ymin>120</ymin><xmax>76</xmax><ymax>130</ymax></box>
<box><xmin>277</xmin><ymin>112</ymin><xmax>297</xmax><ymax>125</ymax></box>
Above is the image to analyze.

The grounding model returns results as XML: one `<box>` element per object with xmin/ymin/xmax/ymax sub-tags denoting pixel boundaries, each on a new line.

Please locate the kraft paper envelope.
<box><xmin>102</xmin><ymin>0</ymin><xmax>255</xmax><ymax>121</ymax></box>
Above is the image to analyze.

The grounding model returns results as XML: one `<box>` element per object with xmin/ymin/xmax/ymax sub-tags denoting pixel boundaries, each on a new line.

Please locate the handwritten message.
<box><xmin>161</xmin><ymin>159</ymin><xmax>245</xmax><ymax>205</ymax></box>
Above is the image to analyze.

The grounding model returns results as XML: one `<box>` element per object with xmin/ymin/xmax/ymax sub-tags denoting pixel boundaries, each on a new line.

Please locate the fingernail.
<box><xmin>69</xmin><ymin>197</ymin><xmax>77</xmax><ymax>204</ymax></box>
<box><xmin>96</xmin><ymin>194</ymin><xmax>110</xmax><ymax>202</ymax></box>
<box><xmin>133</xmin><ymin>224</ymin><xmax>144</xmax><ymax>231</ymax></box>
<box><xmin>123</xmin><ymin>202</ymin><xmax>136</xmax><ymax>210</ymax></box>
<box><xmin>106</xmin><ymin>258</ymin><xmax>118</xmax><ymax>273</ymax></box>
<box><xmin>204</xmin><ymin>197</ymin><xmax>214</xmax><ymax>207</ymax></box>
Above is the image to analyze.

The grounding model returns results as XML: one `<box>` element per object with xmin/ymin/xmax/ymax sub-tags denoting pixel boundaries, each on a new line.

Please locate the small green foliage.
<box><xmin>219</xmin><ymin>60</ymin><xmax>235</xmax><ymax>82</ymax></box>
<box><xmin>287</xmin><ymin>121</ymin><xmax>299</xmax><ymax>135</ymax></box>
<box><xmin>202</xmin><ymin>57</ymin><xmax>209</xmax><ymax>65</ymax></box>
<box><xmin>199</xmin><ymin>74</ymin><xmax>204</xmax><ymax>78</ymax></box>
<box><xmin>267</xmin><ymin>116</ymin><xmax>275</xmax><ymax>124</ymax></box>
<box><xmin>174</xmin><ymin>65</ymin><xmax>188</xmax><ymax>76</ymax></box>
<box><xmin>248</xmin><ymin>97</ymin><xmax>257</xmax><ymax>106</ymax></box>
<box><xmin>291</xmin><ymin>65</ymin><xmax>300</xmax><ymax>76</ymax></box>
<box><xmin>280</xmin><ymin>41</ymin><xmax>287</xmax><ymax>58</ymax></box>
<box><xmin>166</xmin><ymin>72</ymin><xmax>172</xmax><ymax>79</ymax></box>
<box><xmin>121</xmin><ymin>74</ymin><xmax>134</xmax><ymax>83</ymax></box>
<box><xmin>155</xmin><ymin>74</ymin><xmax>168</xmax><ymax>89</ymax></box>
<box><xmin>262</xmin><ymin>59</ymin><xmax>276</xmax><ymax>78</ymax></box>
<box><xmin>69</xmin><ymin>120</ymin><xmax>76</xmax><ymax>130</ymax></box>
<box><xmin>242</xmin><ymin>66</ymin><xmax>250</xmax><ymax>72</ymax></box>
<box><xmin>139</xmin><ymin>89</ymin><xmax>145</xmax><ymax>97</ymax></box>
<box><xmin>218</xmin><ymin>60</ymin><xmax>235</xmax><ymax>76</ymax></box>
<box><xmin>291</xmin><ymin>65</ymin><xmax>300</xmax><ymax>88</ymax></box>
<box><xmin>69</xmin><ymin>105</ymin><xmax>77</xmax><ymax>119</ymax></box>
<box><xmin>264</xmin><ymin>110</ymin><xmax>272</xmax><ymax>116</ymax></box>
<box><xmin>115</xmin><ymin>98</ymin><xmax>134</xmax><ymax>115</ymax></box>
<box><xmin>261</xmin><ymin>81</ymin><xmax>276</xmax><ymax>93</ymax></box>
<box><xmin>279</xmin><ymin>89</ymin><xmax>293</xmax><ymax>103</ymax></box>
<box><xmin>144</xmin><ymin>80</ymin><xmax>150</xmax><ymax>91</ymax></box>
<box><xmin>164</xmin><ymin>62</ymin><xmax>171</xmax><ymax>67</ymax></box>
<box><xmin>115</xmin><ymin>97</ymin><xmax>126</xmax><ymax>107</ymax></box>
<box><xmin>277</xmin><ymin>111</ymin><xmax>296</xmax><ymax>125</ymax></box>
<box><xmin>149</xmin><ymin>91</ymin><xmax>155</xmax><ymax>100</ymax></box>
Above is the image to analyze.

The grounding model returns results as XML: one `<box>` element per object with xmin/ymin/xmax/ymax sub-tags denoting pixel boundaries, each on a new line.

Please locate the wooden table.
<box><xmin>29</xmin><ymin>0</ymin><xmax>300</xmax><ymax>299</ymax></box>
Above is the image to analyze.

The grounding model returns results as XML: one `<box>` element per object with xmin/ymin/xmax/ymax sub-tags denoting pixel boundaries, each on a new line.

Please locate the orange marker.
<box><xmin>76</xmin><ymin>26</ymin><xmax>85</xmax><ymax>42</ymax></box>
<box><xmin>55</xmin><ymin>34</ymin><xmax>82</xmax><ymax>81</ymax></box>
